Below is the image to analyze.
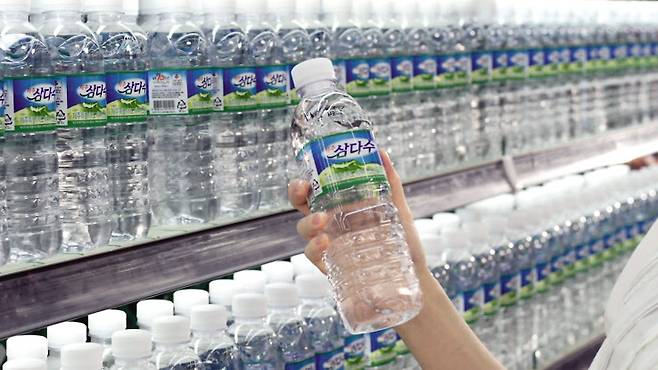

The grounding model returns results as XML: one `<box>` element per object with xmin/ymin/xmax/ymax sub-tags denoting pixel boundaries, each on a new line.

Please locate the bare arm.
<box><xmin>289</xmin><ymin>150</ymin><xmax>504</xmax><ymax>370</ymax></box>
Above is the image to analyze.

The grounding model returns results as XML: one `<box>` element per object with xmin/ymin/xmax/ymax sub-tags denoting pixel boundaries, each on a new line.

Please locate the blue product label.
<box><xmin>519</xmin><ymin>267</ymin><xmax>536</xmax><ymax>299</ymax></box>
<box><xmin>187</xmin><ymin>68</ymin><xmax>220</xmax><ymax>114</ymax></box>
<box><xmin>368</xmin><ymin>58</ymin><xmax>391</xmax><ymax>95</ymax></box>
<box><xmin>563</xmin><ymin>248</ymin><xmax>576</xmax><ymax>270</ymax></box>
<box><xmin>148</xmin><ymin>69</ymin><xmax>188</xmax><ymax>115</ymax></box>
<box><xmin>368</xmin><ymin>329</ymin><xmax>397</xmax><ymax>366</ymax></box>
<box><xmin>587</xmin><ymin>45</ymin><xmax>598</xmax><ymax>65</ymax></box>
<box><xmin>286</xmin><ymin>357</ymin><xmax>316</xmax><ymax>370</ymax></box>
<box><xmin>544</xmin><ymin>48</ymin><xmax>562</xmax><ymax>74</ymax></box>
<box><xmin>570</xmin><ymin>47</ymin><xmax>587</xmax><ymax>67</ymax></box>
<box><xmin>62</xmin><ymin>74</ymin><xmax>107</xmax><ymax>127</ymax></box>
<box><xmin>615</xmin><ymin>227</ymin><xmax>627</xmax><ymax>245</ymax></box>
<box><xmin>612</xmin><ymin>44</ymin><xmax>628</xmax><ymax>60</ymax></box>
<box><xmin>463</xmin><ymin>288</ymin><xmax>483</xmax><ymax>323</ymax></box>
<box><xmin>575</xmin><ymin>244</ymin><xmax>589</xmax><ymax>261</ymax></box>
<box><xmin>0</xmin><ymin>79</ymin><xmax>4</xmax><ymax>134</ymax></box>
<box><xmin>256</xmin><ymin>64</ymin><xmax>290</xmax><ymax>108</ymax></box>
<box><xmin>243</xmin><ymin>364</ymin><xmax>275</xmax><ymax>370</ymax></box>
<box><xmin>500</xmin><ymin>272</ymin><xmax>520</xmax><ymax>306</ymax></box>
<box><xmin>344</xmin><ymin>334</ymin><xmax>366</xmax><ymax>364</ymax></box>
<box><xmin>333</xmin><ymin>59</ymin><xmax>347</xmax><ymax>89</ymax></box>
<box><xmin>298</xmin><ymin>129</ymin><xmax>387</xmax><ymax>203</ymax></box>
<box><xmin>536</xmin><ymin>261</ymin><xmax>550</xmax><ymax>282</ymax></box>
<box><xmin>106</xmin><ymin>71</ymin><xmax>148</xmax><ymax>122</ymax></box>
<box><xmin>625</xmin><ymin>224</ymin><xmax>638</xmax><ymax>240</ymax></box>
<box><xmin>589</xmin><ymin>238</ymin><xmax>604</xmax><ymax>255</ymax></box>
<box><xmin>598</xmin><ymin>45</ymin><xmax>612</xmax><ymax>62</ymax></box>
<box><xmin>344</xmin><ymin>59</ymin><xmax>370</xmax><ymax>97</ymax></box>
<box><xmin>639</xmin><ymin>220</ymin><xmax>651</xmax><ymax>234</ymax></box>
<box><xmin>507</xmin><ymin>49</ymin><xmax>528</xmax><ymax>79</ymax></box>
<box><xmin>316</xmin><ymin>347</ymin><xmax>345</xmax><ymax>370</ymax></box>
<box><xmin>471</xmin><ymin>51</ymin><xmax>492</xmax><ymax>83</ymax></box>
<box><xmin>528</xmin><ymin>48</ymin><xmax>545</xmax><ymax>78</ymax></box>
<box><xmin>550</xmin><ymin>254</ymin><xmax>563</xmax><ymax>273</ymax></box>
<box><xmin>603</xmin><ymin>233</ymin><xmax>615</xmax><ymax>249</ymax></box>
<box><xmin>559</xmin><ymin>47</ymin><xmax>571</xmax><ymax>64</ymax></box>
<box><xmin>5</xmin><ymin>77</ymin><xmax>58</xmax><ymax>132</ymax></box>
<box><xmin>492</xmin><ymin>50</ymin><xmax>508</xmax><ymax>81</ymax></box>
<box><xmin>412</xmin><ymin>55</ymin><xmax>436</xmax><ymax>89</ymax></box>
<box><xmin>223</xmin><ymin>66</ymin><xmax>258</xmax><ymax>111</ymax></box>
<box><xmin>391</xmin><ymin>56</ymin><xmax>413</xmax><ymax>91</ymax></box>
<box><xmin>482</xmin><ymin>281</ymin><xmax>500</xmax><ymax>315</ymax></box>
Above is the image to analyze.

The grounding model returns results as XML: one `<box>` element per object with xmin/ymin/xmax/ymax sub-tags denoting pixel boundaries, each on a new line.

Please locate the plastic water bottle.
<box><xmin>2</xmin><ymin>360</ymin><xmax>46</xmax><ymax>370</ymax></box>
<box><xmin>228</xmin><ymin>293</ymin><xmax>283</xmax><ymax>369</ymax></box>
<box><xmin>265</xmin><ymin>283</ymin><xmax>316</xmax><ymax>369</ymax></box>
<box><xmin>111</xmin><ymin>329</ymin><xmax>157</xmax><ymax>370</ymax></box>
<box><xmin>46</xmin><ymin>322</ymin><xmax>88</xmax><ymax>370</ymax></box>
<box><xmin>173</xmin><ymin>289</ymin><xmax>210</xmax><ymax>317</ymax></box>
<box><xmin>6</xmin><ymin>335</ymin><xmax>48</xmax><ymax>362</ymax></box>
<box><xmin>122</xmin><ymin>0</ymin><xmax>139</xmax><ymax>25</ymax></box>
<box><xmin>1</xmin><ymin>0</ymin><xmax>62</xmax><ymax>262</ymax></box>
<box><xmin>88</xmin><ymin>309</ymin><xmax>128</xmax><ymax>369</ymax></box>
<box><xmin>29</xmin><ymin>0</ymin><xmax>46</xmax><ymax>26</ymax></box>
<box><xmin>190</xmin><ymin>305</ymin><xmax>238</xmax><ymax>370</ymax></box>
<box><xmin>0</xmin><ymin>109</ymin><xmax>8</xmax><ymax>265</ymax></box>
<box><xmin>296</xmin><ymin>274</ymin><xmax>345</xmax><ymax>370</ymax></box>
<box><xmin>209</xmin><ymin>279</ymin><xmax>239</xmax><ymax>325</ymax></box>
<box><xmin>202</xmin><ymin>0</ymin><xmax>259</xmax><ymax>218</ymax></box>
<box><xmin>39</xmin><ymin>0</ymin><xmax>112</xmax><ymax>252</ymax></box>
<box><xmin>86</xmin><ymin>0</ymin><xmax>152</xmax><ymax>241</ymax></box>
<box><xmin>60</xmin><ymin>343</ymin><xmax>104</xmax><ymax>370</ymax></box>
<box><xmin>146</xmin><ymin>0</ymin><xmax>218</xmax><ymax>225</ymax></box>
<box><xmin>290</xmin><ymin>58</ymin><xmax>422</xmax><ymax>333</ymax></box>
<box><xmin>136</xmin><ymin>300</ymin><xmax>175</xmax><ymax>331</ymax></box>
<box><xmin>151</xmin><ymin>316</ymin><xmax>204</xmax><ymax>369</ymax></box>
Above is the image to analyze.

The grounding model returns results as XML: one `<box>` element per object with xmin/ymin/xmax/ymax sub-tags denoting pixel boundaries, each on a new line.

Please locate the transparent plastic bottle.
<box><xmin>190</xmin><ymin>305</ymin><xmax>238</xmax><ymax>370</ymax></box>
<box><xmin>228</xmin><ymin>293</ymin><xmax>283</xmax><ymax>369</ymax></box>
<box><xmin>46</xmin><ymin>322</ymin><xmax>88</xmax><ymax>370</ymax></box>
<box><xmin>111</xmin><ymin>329</ymin><xmax>157</xmax><ymax>370</ymax></box>
<box><xmin>1</xmin><ymin>0</ymin><xmax>62</xmax><ymax>262</ymax></box>
<box><xmin>88</xmin><ymin>309</ymin><xmax>128</xmax><ymax>369</ymax></box>
<box><xmin>39</xmin><ymin>1</ymin><xmax>112</xmax><ymax>252</ymax></box>
<box><xmin>146</xmin><ymin>0</ymin><xmax>218</xmax><ymax>225</ymax></box>
<box><xmin>265</xmin><ymin>283</ymin><xmax>316</xmax><ymax>369</ymax></box>
<box><xmin>296</xmin><ymin>274</ymin><xmax>345</xmax><ymax>370</ymax></box>
<box><xmin>60</xmin><ymin>343</ymin><xmax>104</xmax><ymax>370</ymax></box>
<box><xmin>290</xmin><ymin>58</ymin><xmax>422</xmax><ymax>333</ymax></box>
<box><xmin>0</xmin><ymin>90</ymin><xmax>7</xmax><ymax>265</ymax></box>
<box><xmin>3</xmin><ymin>359</ymin><xmax>47</xmax><ymax>370</ymax></box>
<box><xmin>203</xmin><ymin>0</ymin><xmax>259</xmax><ymax>218</ymax></box>
<box><xmin>208</xmin><ymin>279</ymin><xmax>238</xmax><ymax>325</ymax></box>
<box><xmin>86</xmin><ymin>0</ymin><xmax>151</xmax><ymax>241</ymax></box>
<box><xmin>6</xmin><ymin>335</ymin><xmax>48</xmax><ymax>362</ymax></box>
<box><xmin>151</xmin><ymin>316</ymin><xmax>204</xmax><ymax>370</ymax></box>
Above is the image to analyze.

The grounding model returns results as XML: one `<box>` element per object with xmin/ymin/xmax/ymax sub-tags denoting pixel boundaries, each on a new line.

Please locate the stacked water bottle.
<box><xmin>416</xmin><ymin>163</ymin><xmax>658</xmax><ymax>370</ymax></box>
<box><xmin>2</xmin><ymin>258</ymin><xmax>420</xmax><ymax>370</ymax></box>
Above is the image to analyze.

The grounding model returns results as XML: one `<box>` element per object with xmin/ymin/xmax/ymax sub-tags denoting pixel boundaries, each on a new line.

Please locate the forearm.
<box><xmin>396</xmin><ymin>268</ymin><xmax>504</xmax><ymax>370</ymax></box>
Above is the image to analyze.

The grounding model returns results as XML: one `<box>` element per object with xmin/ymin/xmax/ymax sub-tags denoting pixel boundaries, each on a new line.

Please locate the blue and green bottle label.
<box><xmin>106</xmin><ymin>71</ymin><xmax>149</xmax><ymax>122</ymax></box>
<box><xmin>569</xmin><ymin>47</ymin><xmax>588</xmax><ymax>72</ymax></box>
<box><xmin>333</xmin><ymin>59</ymin><xmax>347</xmax><ymax>89</ymax></box>
<box><xmin>574</xmin><ymin>243</ymin><xmax>590</xmax><ymax>273</ymax></box>
<box><xmin>286</xmin><ymin>357</ymin><xmax>316</xmax><ymax>370</ymax></box>
<box><xmin>500</xmin><ymin>272</ymin><xmax>520</xmax><ymax>306</ymax></box>
<box><xmin>368</xmin><ymin>329</ymin><xmax>398</xmax><ymax>366</ymax></box>
<box><xmin>528</xmin><ymin>48</ymin><xmax>545</xmax><ymax>78</ymax></box>
<box><xmin>368</xmin><ymin>58</ymin><xmax>391</xmax><ymax>95</ymax></box>
<box><xmin>492</xmin><ymin>50</ymin><xmax>508</xmax><ymax>81</ymax></box>
<box><xmin>5</xmin><ymin>77</ymin><xmax>58</xmax><ymax>133</ymax></box>
<box><xmin>519</xmin><ymin>267</ymin><xmax>536</xmax><ymax>299</ymax></box>
<box><xmin>58</xmin><ymin>74</ymin><xmax>107</xmax><ymax>128</ymax></box>
<box><xmin>256</xmin><ymin>64</ymin><xmax>290</xmax><ymax>108</ymax></box>
<box><xmin>463</xmin><ymin>288</ymin><xmax>483</xmax><ymax>323</ymax></box>
<box><xmin>394</xmin><ymin>335</ymin><xmax>410</xmax><ymax>356</ymax></box>
<box><xmin>507</xmin><ymin>49</ymin><xmax>528</xmax><ymax>80</ymax></box>
<box><xmin>544</xmin><ymin>48</ymin><xmax>562</xmax><ymax>76</ymax></box>
<box><xmin>0</xmin><ymin>80</ymin><xmax>5</xmax><ymax>135</ymax></box>
<box><xmin>223</xmin><ymin>66</ymin><xmax>258</xmax><ymax>111</ymax></box>
<box><xmin>345</xmin><ymin>59</ymin><xmax>370</xmax><ymax>97</ymax></box>
<box><xmin>549</xmin><ymin>253</ymin><xmax>564</xmax><ymax>285</ymax></box>
<box><xmin>471</xmin><ymin>51</ymin><xmax>492</xmax><ymax>84</ymax></box>
<box><xmin>412</xmin><ymin>55</ymin><xmax>436</xmax><ymax>90</ymax></box>
<box><xmin>535</xmin><ymin>261</ymin><xmax>551</xmax><ymax>293</ymax></box>
<box><xmin>482</xmin><ymin>281</ymin><xmax>500</xmax><ymax>315</ymax></box>
<box><xmin>316</xmin><ymin>347</ymin><xmax>345</xmax><ymax>370</ymax></box>
<box><xmin>297</xmin><ymin>129</ymin><xmax>387</xmax><ymax>204</ymax></box>
<box><xmin>391</xmin><ymin>56</ymin><xmax>413</xmax><ymax>92</ymax></box>
<box><xmin>344</xmin><ymin>334</ymin><xmax>366</xmax><ymax>370</ymax></box>
<box><xmin>188</xmin><ymin>68</ymin><xmax>222</xmax><ymax>114</ymax></box>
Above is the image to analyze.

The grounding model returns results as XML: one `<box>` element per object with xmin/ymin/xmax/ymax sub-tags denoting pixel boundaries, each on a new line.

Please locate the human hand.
<box><xmin>288</xmin><ymin>150</ymin><xmax>428</xmax><ymax>274</ymax></box>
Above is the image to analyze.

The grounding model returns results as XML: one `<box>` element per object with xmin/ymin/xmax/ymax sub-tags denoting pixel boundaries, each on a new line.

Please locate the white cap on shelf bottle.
<box><xmin>233</xmin><ymin>270</ymin><xmax>267</xmax><ymax>293</ymax></box>
<box><xmin>290</xmin><ymin>57</ymin><xmax>336</xmax><ymax>90</ymax></box>
<box><xmin>173</xmin><ymin>289</ymin><xmax>210</xmax><ymax>317</ymax></box>
<box><xmin>209</xmin><ymin>279</ymin><xmax>238</xmax><ymax>310</ymax></box>
<box><xmin>2</xmin><ymin>359</ymin><xmax>47</xmax><ymax>370</ymax></box>
<box><xmin>296</xmin><ymin>273</ymin><xmax>331</xmax><ymax>299</ymax></box>
<box><xmin>290</xmin><ymin>254</ymin><xmax>322</xmax><ymax>277</ymax></box>
<box><xmin>261</xmin><ymin>261</ymin><xmax>294</xmax><ymax>283</ymax></box>
<box><xmin>60</xmin><ymin>343</ymin><xmax>104</xmax><ymax>370</ymax></box>
<box><xmin>232</xmin><ymin>293</ymin><xmax>268</xmax><ymax>319</ymax></box>
<box><xmin>152</xmin><ymin>316</ymin><xmax>192</xmax><ymax>344</ymax></box>
<box><xmin>136</xmin><ymin>299</ymin><xmax>174</xmax><ymax>330</ymax></box>
<box><xmin>265</xmin><ymin>283</ymin><xmax>300</xmax><ymax>308</ymax></box>
<box><xmin>47</xmin><ymin>322</ymin><xmax>87</xmax><ymax>349</ymax></box>
<box><xmin>190</xmin><ymin>304</ymin><xmax>228</xmax><ymax>332</ymax></box>
<box><xmin>111</xmin><ymin>329</ymin><xmax>152</xmax><ymax>361</ymax></box>
<box><xmin>6</xmin><ymin>335</ymin><xmax>48</xmax><ymax>361</ymax></box>
<box><xmin>88</xmin><ymin>309</ymin><xmax>127</xmax><ymax>341</ymax></box>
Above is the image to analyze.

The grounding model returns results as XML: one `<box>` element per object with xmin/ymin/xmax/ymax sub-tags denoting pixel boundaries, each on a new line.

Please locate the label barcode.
<box><xmin>153</xmin><ymin>100</ymin><xmax>176</xmax><ymax>110</ymax></box>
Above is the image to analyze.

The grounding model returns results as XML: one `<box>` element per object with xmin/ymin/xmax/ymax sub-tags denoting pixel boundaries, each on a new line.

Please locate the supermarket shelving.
<box><xmin>0</xmin><ymin>124</ymin><xmax>657</xmax><ymax>339</ymax></box>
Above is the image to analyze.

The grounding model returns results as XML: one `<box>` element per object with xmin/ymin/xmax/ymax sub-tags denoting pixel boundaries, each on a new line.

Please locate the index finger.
<box><xmin>288</xmin><ymin>179</ymin><xmax>311</xmax><ymax>215</ymax></box>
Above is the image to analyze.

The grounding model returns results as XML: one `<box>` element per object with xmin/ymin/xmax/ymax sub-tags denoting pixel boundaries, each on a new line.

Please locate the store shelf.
<box><xmin>541</xmin><ymin>334</ymin><xmax>605</xmax><ymax>370</ymax></box>
<box><xmin>0</xmin><ymin>125</ymin><xmax>656</xmax><ymax>339</ymax></box>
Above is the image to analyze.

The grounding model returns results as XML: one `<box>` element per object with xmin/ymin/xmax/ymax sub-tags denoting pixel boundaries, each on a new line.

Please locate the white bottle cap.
<box><xmin>232</xmin><ymin>293</ymin><xmax>267</xmax><ymax>318</ymax></box>
<box><xmin>111</xmin><ymin>330</ymin><xmax>152</xmax><ymax>359</ymax></box>
<box><xmin>0</xmin><ymin>0</ymin><xmax>31</xmax><ymax>12</ymax></box>
<box><xmin>2</xmin><ymin>360</ymin><xmax>46</xmax><ymax>370</ymax></box>
<box><xmin>291</xmin><ymin>58</ymin><xmax>336</xmax><ymax>90</ymax></box>
<box><xmin>123</xmin><ymin>0</ymin><xmax>138</xmax><ymax>17</ymax></box>
<box><xmin>261</xmin><ymin>261</ymin><xmax>294</xmax><ymax>283</ymax></box>
<box><xmin>88</xmin><ymin>309</ymin><xmax>127</xmax><ymax>339</ymax></box>
<box><xmin>6</xmin><ymin>335</ymin><xmax>48</xmax><ymax>361</ymax></box>
<box><xmin>321</xmin><ymin>0</ymin><xmax>349</xmax><ymax>14</ymax></box>
<box><xmin>190</xmin><ymin>304</ymin><xmax>228</xmax><ymax>331</ymax></box>
<box><xmin>151</xmin><ymin>316</ymin><xmax>191</xmax><ymax>344</ymax></box>
<box><xmin>136</xmin><ymin>299</ymin><xmax>174</xmax><ymax>329</ymax></box>
<box><xmin>209</xmin><ymin>279</ymin><xmax>238</xmax><ymax>307</ymax></box>
<box><xmin>265</xmin><ymin>283</ymin><xmax>300</xmax><ymax>307</ymax></box>
<box><xmin>296</xmin><ymin>274</ymin><xmax>331</xmax><ymax>298</ymax></box>
<box><xmin>40</xmin><ymin>0</ymin><xmax>81</xmax><ymax>12</ymax></box>
<box><xmin>419</xmin><ymin>234</ymin><xmax>442</xmax><ymax>256</ymax></box>
<box><xmin>432</xmin><ymin>212</ymin><xmax>461</xmax><ymax>230</ymax></box>
<box><xmin>204</xmin><ymin>0</ymin><xmax>235</xmax><ymax>15</ymax></box>
<box><xmin>84</xmin><ymin>0</ymin><xmax>123</xmax><ymax>12</ymax></box>
<box><xmin>291</xmin><ymin>254</ymin><xmax>322</xmax><ymax>276</ymax></box>
<box><xmin>138</xmin><ymin>0</ymin><xmax>159</xmax><ymax>15</ymax></box>
<box><xmin>60</xmin><ymin>343</ymin><xmax>103</xmax><ymax>370</ymax></box>
<box><xmin>414</xmin><ymin>219</ymin><xmax>442</xmax><ymax>235</ymax></box>
<box><xmin>233</xmin><ymin>270</ymin><xmax>267</xmax><ymax>293</ymax></box>
<box><xmin>30</xmin><ymin>0</ymin><xmax>47</xmax><ymax>14</ymax></box>
<box><xmin>46</xmin><ymin>322</ymin><xmax>87</xmax><ymax>350</ymax></box>
<box><xmin>173</xmin><ymin>289</ymin><xmax>210</xmax><ymax>317</ymax></box>
<box><xmin>235</xmin><ymin>0</ymin><xmax>266</xmax><ymax>16</ymax></box>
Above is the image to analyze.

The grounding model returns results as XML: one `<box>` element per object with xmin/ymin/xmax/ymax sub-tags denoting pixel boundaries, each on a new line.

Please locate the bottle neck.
<box><xmin>323</xmin><ymin>12</ymin><xmax>351</xmax><ymax>27</ymax></box>
<box><xmin>154</xmin><ymin>341</ymin><xmax>189</xmax><ymax>351</ymax></box>
<box><xmin>233</xmin><ymin>316</ymin><xmax>267</xmax><ymax>326</ymax></box>
<box><xmin>298</xmin><ymin>80</ymin><xmax>337</xmax><ymax>99</ymax></box>
<box><xmin>90</xmin><ymin>335</ymin><xmax>112</xmax><ymax>347</ymax></box>
<box><xmin>159</xmin><ymin>11</ymin><xmax>192</xmax><ymax>23</ymax></box>
<box><xmin>192</xmin><ymin>328</ymin><xmax>225</xmax><ymax>339</ymax></box>
<box><xmin>237</xmin><ymin>13</ymin><xmax>266</xmax><ymax>27</ymax></box>
<box><xmin>205</xmin><ymin>13</ymin><xmax>234</xmax><ymax>27</ymax></box>
<box><xmin>267</xmin><ymin>306</ymin><xmax>299</xmax><ymax>317</ymax></box>
<box><xmin>86</xmin><ymin>11</ymin><xmax>123</xmax><ymax>24</ymax></box>
<box><xmin>0</xmin><ymin>11</ymin><xmax>29</xmax><ymax>23</ymax></box>
<box><xmin>42</xmin><ymin>10</ymin><xmax>83</xmax><ymax>22</ymax></box>
<box><xmin>114</xmin><ymin>356</ymin><xmax>152</xmax><ymax>366</ymax></box>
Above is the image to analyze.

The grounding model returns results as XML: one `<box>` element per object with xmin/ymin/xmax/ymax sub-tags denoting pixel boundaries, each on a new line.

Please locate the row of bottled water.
<box><xmin>416</xmin><ymin>164</ymin><xmax>658</xmax><ymax>370</ymax></box>
<box><xmin>3</xmin><ymin>259</ymin><xmax>419</xmax><ymax>370</ymax></box>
